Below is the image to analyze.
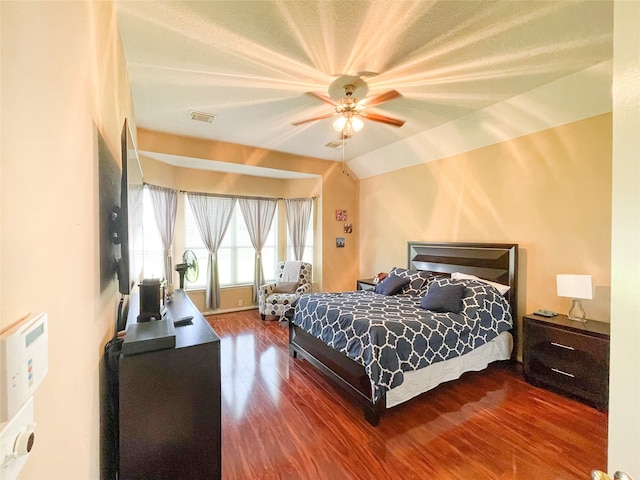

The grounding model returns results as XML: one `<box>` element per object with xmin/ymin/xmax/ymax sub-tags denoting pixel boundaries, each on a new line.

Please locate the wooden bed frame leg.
<box><xmin>288</xmin><ymin>323</ymin><xmax>297</xmax><ymax>358</ymax></box>
<box><xmin>364</xmin><ymin>396</ymin><xmax>385</xmax><ymax>426</ymax></box>
<box><xmin>364</xmin><ymin>406</ymin><xmax>380</xmax><ymax>426</ymax></box>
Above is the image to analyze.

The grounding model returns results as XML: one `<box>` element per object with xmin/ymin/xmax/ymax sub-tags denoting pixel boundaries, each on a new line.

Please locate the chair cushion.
<box><xmin>274</xmin><ymin>282</ymin><xmax>299</xmax><ymax>293</ymax></box>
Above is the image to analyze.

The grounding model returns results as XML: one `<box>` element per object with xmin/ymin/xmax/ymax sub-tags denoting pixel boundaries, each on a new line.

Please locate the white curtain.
<box><xmin>147</xmin><ymin>184</ymin><xmax>178</xmax><ymax>284</ymax></box>
<box><xmin>238</xmin><ymin>197</ymin><xmax>278</xmax><ymax>302</ymax></box>
<box><xmin>187</xmin><ymin>193</ymin><xmax>237</xmax><ymax>310</ymax></box>
<box><xmin>285</xmin><ymin>198</ymin><xmax>313</xmax><ymax>261</ymax></box>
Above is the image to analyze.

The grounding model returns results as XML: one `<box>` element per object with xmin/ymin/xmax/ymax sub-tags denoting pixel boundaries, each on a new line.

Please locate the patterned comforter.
<box><xmin>291</xmin><ymin>277</ymin><xmax>513</xmax><ymax>401</ymax></box>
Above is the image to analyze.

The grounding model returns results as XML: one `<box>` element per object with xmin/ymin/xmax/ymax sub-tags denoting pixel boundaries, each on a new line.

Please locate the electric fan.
<box><xmin>175</xmin><ymin>250</ymin><xmax>199</xmax><ymax>289</ymax></box>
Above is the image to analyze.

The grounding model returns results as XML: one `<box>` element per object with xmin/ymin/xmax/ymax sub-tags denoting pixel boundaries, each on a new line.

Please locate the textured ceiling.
<box><xmin>117</xmin><ymin>0</ymin><xmax>613</xmax><ymax>174</ymax></box>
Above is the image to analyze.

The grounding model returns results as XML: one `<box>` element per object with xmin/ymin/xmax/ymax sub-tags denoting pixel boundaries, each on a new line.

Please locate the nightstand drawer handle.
<box><xmin>551</xmin><ymin>367</ymin><xmax>575</xmax><ymax>378</ymax></box>
<box><xmin>551</xmin><ymin>341</ymin><xmax>575</xmax><ymax>351</ymax></box>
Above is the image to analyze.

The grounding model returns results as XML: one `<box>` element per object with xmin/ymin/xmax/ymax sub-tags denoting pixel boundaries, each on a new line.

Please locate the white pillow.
<box><xmin>451</xmin><ymin>272</ymin><xmax>511</xmax><ymax>295</ymax></box>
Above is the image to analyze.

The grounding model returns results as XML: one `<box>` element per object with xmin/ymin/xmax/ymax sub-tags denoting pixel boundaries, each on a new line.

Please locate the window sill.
<box><xmin>183</xmin><ymin>286</ymin><xmax>205</xmax><ymax>293</ymax></box>
<box><xmin>184</xmin><ymin>283</ymin><xmax>259</xmax><ymax>292</ymax></box>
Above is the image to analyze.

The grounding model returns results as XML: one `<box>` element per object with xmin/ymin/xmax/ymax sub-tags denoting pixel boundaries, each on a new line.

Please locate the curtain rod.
<box><xmin>181</xmin><ymin>191</ymin><xmax>283</xmax><ymax>201</ymax></box>
<box><xmin>178</xmin><ymin>191</ymin><xmax>318</xmax><ymax>202</ymax></box>
<box><xmin>144</xmin><ymin>183</ymin><xmax>316</xmax><ymax>201</ymax></box>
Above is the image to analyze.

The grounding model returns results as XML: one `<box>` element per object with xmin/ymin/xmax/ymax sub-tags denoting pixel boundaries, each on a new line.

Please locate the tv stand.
<box><xmin>117</xmin><ymin>289</ymin><xmax>221</xmax><ymax>479</ymax></box>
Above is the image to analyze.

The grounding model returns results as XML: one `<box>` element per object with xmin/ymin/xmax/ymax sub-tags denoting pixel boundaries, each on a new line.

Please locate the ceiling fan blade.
<box><xmin>304</xmin><ymin>91</ymin><xmax>338</xmax><ymax>106</ymax></box>
<box><xmin>360</xmin><ymin>112</ymin><xmax>405</xmax><ymax>127</ymax></box>
<box><xmin>291</xmin><ymin>113</ymin><xmax>336</xmax><ymax>126</ymax></box>
<box><xmin>360</xmin><ymin>89</ymin><xmax>402</xmax><ymax>108</ymax></box>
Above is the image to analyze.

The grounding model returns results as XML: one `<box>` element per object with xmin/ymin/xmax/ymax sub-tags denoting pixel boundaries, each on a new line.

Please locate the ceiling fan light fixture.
<box><xmin>333</xmin><ymin>114</ymin><xmax>364</xmax><ymax>136</ymax></box>
<box><xmin>333</xmin><ymin>116</ymin><xmax>347</xmax><ymax>131</ymax></box>
<box><xmin>295</xmin><ymin>75</ymin><xmax>404</xmax><ymax>134</ymax></box>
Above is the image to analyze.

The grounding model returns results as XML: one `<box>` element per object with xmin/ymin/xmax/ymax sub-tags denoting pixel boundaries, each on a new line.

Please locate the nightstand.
<box><xmin>523</xmin><ymin>313</ymin><xmax>610</xmax><ymax>411</ymax></box>
<box><xmin>356</xmin><ymin>278</ymin><xmax>376</xmax><ymax>291</ymax></box>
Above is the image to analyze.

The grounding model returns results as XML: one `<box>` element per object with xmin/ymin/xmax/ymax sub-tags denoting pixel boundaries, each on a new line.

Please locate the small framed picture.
<box><xmin>335</xmin><ymin>209</ymin><xmax>347</xmax><ymax>221</ymax></box>
<box><xmin>344</xmin><ymin>223</ymin><xmax>353</xmax><ymax>234</ymax></box>
<box><xmin>336</xmin><ymin>237</ymin><xmax>345</xmax><ymax>248</ymax></box>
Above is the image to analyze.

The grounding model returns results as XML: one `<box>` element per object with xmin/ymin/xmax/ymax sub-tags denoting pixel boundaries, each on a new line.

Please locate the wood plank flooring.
<box><xmin>207</xmin><ymin>310</ymin><xmax>608</xmax><ymax>480</ymax></box>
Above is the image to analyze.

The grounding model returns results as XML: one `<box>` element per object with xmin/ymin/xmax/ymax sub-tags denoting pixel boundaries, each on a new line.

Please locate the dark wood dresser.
<box><xmin>118</xmin><ymin>289</ymin><xmax>221</xmax><ymax>479</ymax></box>
<box><xmin>523</xmin><ymin>313</ymin><xmax>609</xmax><ymax>411</ymax></box>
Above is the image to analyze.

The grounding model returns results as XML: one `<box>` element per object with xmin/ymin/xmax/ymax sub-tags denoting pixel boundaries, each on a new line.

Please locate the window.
<box><xmin>218</xmin><ymin>208</ymin><xmax>254</xmax><ymax>285</ymax></box>
<box><xmin>183</xmin><ymin>197</ymin><xmax>209</xmax><ymax>290</ymax></box>
<box><xmin>287</xmin><ymin>204</ymin><xmax>314</xmax><ymax>265</ymax></box>
<box><xmin>184</xmin><ymin>195</ymin><xmax>277</xmax><ymax>289</ymax></box>
<box><xmin>142</xmin><ymin>186</ymin><xmax>165</xmax><ymax>279</ymax></box>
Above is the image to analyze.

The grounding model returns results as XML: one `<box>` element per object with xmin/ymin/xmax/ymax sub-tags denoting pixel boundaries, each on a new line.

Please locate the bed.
<box><xmin>288</xmin><ymin>241</ymin><xmax>518</xmax><ymax>426</ymax></box>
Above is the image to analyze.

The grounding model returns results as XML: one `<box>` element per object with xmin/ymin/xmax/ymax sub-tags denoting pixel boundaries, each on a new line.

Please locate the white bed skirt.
<box><xmin>385</xmin><ymin>331</ymin><xmax>513</xmax><ymax>408</ymax></box>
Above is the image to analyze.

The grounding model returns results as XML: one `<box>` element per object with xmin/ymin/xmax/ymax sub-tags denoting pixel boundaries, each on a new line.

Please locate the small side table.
<box><xmin>356</xmin><ymin>278</ymin><xmax>376</xmax><ymax>291</ymax></box>
<box><xmin>523</xmin><ymin>313</ymin><xmax>610</xmax><ymax>411</ymax></box>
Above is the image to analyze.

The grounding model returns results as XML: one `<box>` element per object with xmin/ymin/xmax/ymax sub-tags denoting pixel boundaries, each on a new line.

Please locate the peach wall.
<box><xmin>359</xmin><ymin>114</ymin><xmax>612</xmax><ymax>353</ymax></box>
<box><xmin>1</xmin><ymin>1</ymin><xmax>132</xmax><ymax>478</ymax></box>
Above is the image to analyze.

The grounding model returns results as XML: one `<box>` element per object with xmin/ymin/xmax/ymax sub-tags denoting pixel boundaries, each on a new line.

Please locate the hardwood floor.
<box><xmin>207</xmin><ymin>310</ymin><xmax>608</xmax><ymax>480</ymax></box>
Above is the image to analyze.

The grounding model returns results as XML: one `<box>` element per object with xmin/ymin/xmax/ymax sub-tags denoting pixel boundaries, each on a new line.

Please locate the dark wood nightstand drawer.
<box><xmin>523</xmin><ymin>314</ymin><xmax>609</xmax><ymax>411</ymax></box>
<box><xmin>357</xmin><ymin>278</ymin><xmax>376</xmax><ymax>291</ymax></box>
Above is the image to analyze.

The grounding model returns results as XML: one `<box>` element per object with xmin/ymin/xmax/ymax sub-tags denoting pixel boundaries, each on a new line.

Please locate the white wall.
<box><xmin>1</xmin><ymin>1</ymin><xmax>132</xmax><ymax>478</ymax></box>
<box><xmin>608</xmin><ymin>0</ymin><xmax>640</xmax><ymax>475</ymax></box>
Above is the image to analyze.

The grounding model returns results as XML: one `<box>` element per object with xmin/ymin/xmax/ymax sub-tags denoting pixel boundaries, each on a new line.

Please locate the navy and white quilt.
<box><xmin>291</xmin><ymin>277</ymin><xmax>512</xmax><ymax>401</ymax></box>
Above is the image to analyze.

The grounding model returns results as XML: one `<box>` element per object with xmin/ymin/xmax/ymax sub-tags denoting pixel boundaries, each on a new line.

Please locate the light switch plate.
<box><xmin>0</xmin><ymin>396</ymin><xmax>35</xmax><ymax>480</ymax></box>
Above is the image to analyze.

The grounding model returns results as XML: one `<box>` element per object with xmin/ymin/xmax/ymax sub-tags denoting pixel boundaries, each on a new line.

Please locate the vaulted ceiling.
<box><xmin>117</xmin><ymin>1</ymin><xmax>613</xmax><ymax>178</ymax></box>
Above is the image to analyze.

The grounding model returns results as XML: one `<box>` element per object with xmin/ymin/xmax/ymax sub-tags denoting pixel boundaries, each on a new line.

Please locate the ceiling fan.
<box><xmin>292</xmin><ymin>75</ymin><xmax>406</xmax><ymax>138</ymax></box>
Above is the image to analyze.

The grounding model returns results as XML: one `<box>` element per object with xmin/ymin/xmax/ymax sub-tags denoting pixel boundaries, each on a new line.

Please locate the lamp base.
<box><xmin>567</xmin><ymin>298</ymin><xmax>587</xmax><ymax>322</ymax></box>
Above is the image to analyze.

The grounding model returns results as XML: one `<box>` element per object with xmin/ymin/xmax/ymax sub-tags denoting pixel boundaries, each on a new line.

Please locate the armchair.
<box><xmin>258</xmin><ymin>261</ymin><xmax>312</xmax><ymax>320</ymax></box>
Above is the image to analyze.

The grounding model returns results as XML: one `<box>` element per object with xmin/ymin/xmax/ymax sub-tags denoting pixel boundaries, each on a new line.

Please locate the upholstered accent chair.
<box><xmin>258</xmin><ymin>261</ymin><xmax>312</xmax><ymax>320</ymax></box>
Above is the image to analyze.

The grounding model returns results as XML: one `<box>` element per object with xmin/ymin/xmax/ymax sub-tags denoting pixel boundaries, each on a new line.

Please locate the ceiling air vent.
<box><xmin>189</xmin><ymin>110</ymin><xmax>216</xmax><ymax>123</ymax></box>
<box><xmin>324</xmin><ymin>141</ymin><xmax>344</xmax><ymax>149</ymax></box>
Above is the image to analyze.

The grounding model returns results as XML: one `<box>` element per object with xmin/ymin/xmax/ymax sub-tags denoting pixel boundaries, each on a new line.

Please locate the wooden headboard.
<box><xmin>408</xmin><ymin>242</ymin><xmax>519</xmax><ymax>358</ymax></box>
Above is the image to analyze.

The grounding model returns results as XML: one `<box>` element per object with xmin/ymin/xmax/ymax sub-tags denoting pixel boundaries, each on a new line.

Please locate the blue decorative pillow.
<box><xmin>388</xmin><ymin>267</ymin><xmax>433</xmax><ymax>295</ymax></box>
<box><xmin>374</xmin><ymin>273</ymin><xmax>410</xmax><ymax>296</ymax></box>
<box><xmin>421</xmin><ymin>284</ymin><xmax>465</xmax><ymax>313</ymax></box>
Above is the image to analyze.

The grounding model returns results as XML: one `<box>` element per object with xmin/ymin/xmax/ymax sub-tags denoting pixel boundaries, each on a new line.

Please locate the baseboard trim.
<box><xmin>203</xmin><ymin>305</ymin><xmax>258</xmax><ymax>316</ymax></box>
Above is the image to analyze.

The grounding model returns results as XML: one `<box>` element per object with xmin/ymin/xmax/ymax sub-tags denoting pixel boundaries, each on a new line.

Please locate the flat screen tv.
<box><xmin>117</xmin><ymin>118</ymin><xmax>144</xmax><ymax>296</ymax></box>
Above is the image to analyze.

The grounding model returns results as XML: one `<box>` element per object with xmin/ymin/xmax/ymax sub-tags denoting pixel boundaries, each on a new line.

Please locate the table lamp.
<box><xmin>556</xmin><ymin>274</ymin><xmax>593</xmax><ymax>322</ymax></box>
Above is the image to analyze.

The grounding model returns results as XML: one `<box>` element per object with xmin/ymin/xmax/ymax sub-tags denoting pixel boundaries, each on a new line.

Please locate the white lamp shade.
<box><xmin>556</xmin><ymin>274</ymin><xmax>593</xmax><ymax>299</ymax></box>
